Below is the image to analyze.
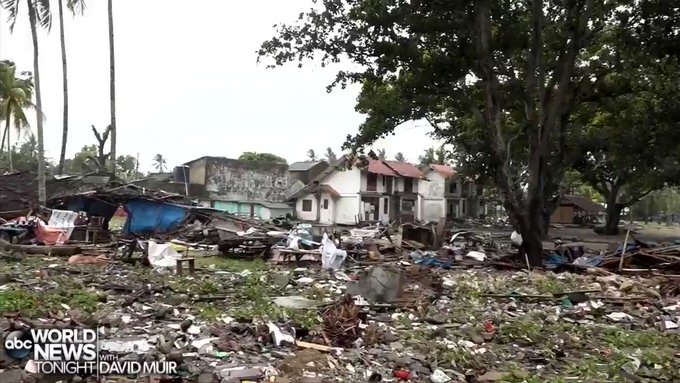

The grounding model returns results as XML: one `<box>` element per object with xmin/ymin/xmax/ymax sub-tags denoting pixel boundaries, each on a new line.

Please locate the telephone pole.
<box><xmin>135</xmin><ymin>153</ymin><xmax>140</xmax><ymax>180</ymax></box>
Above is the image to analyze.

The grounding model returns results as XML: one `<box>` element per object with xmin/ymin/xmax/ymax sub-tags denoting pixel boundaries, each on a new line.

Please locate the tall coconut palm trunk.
<box><xmin>2</xmin><ymin>116</ymin><xmax>12</xmax><ymax>171</ymax></box>
<box><xmin>27</xmin><ymin>0</ymin><xmax>47</xmax><ymax>203</ymax></box>
<box><xmin>57</xmin><ymin>0</ymin><xmax>68</xmax><ymax>174</ymax></box>
<box><xmin>107</xmin><ymin>0</ymin><xmax>116</xmax><ymax>175</ymax></box>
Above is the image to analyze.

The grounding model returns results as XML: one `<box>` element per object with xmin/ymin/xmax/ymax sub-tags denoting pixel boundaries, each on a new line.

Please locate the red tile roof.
<box><xmin>384</xmin><ymin>161</ymin><xmax>423</xmax><ymax>179</ymax></box>
<box><xmin>430</xmin><ymin>164</ymin><xmax>456</xmax><ymax>178</ymax></box>
<box><xmin>368</xmin><ymin>160</ymin><xmax>399</xmax><ymax>177</ymax></box>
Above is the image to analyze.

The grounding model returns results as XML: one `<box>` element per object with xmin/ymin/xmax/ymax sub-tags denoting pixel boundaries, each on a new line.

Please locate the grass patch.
<box><xmin>0</xmin><ymin>288</ymin><xmax>101</xmax><ymax>315</ymax></box>
<box><xmin>195</xmin><ymin>256</ymin><xmax>268</xmax><ymax>272</ymax></box>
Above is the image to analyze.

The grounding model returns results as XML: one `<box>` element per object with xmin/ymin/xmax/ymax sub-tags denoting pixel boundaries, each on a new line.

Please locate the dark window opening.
<box><xmin>367</xmin><ymin>173</ymin><xmax>377</xmax><ymax>191</ymax></box>
<box><xmin>449</xmin><ymin>182</ymin><xmax>458</xmax><ymax>194</ymax></box>
<box><xmin>302</xmin><ymin>199</ymin><xmax>313</xmax><ymax>212</ymax></box>
<box><xmin>323</xmin><ymin>199</ymin><xmax>329</xmax><ymax>209</ymax></box>
<box><xmin>404</xmin><ymin>178</ymin><xmax>413</xmax><ymax>193</ymax></box>
<box><xmin>383</xmin><ymin>198</ymin><xmax>388</xmax><ymax>214</ymax></box>
<box><xmin>402</xmin><ymin>199</ymin><xmax>414</xmax><ymax>212</ymax></box>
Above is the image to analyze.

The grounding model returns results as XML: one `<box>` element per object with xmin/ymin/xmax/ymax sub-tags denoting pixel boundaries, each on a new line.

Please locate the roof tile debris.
<box><xmin>430</xmin><ymin>164</ymin><xmax>457</xmax><ymax>178</ymax></box>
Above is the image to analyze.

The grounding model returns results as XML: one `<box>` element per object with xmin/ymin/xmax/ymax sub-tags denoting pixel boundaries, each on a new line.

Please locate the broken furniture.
<box><xmin>176</xmin><ymin>257</ymin><xmax>196</xmax><ymax>276</ymax></box>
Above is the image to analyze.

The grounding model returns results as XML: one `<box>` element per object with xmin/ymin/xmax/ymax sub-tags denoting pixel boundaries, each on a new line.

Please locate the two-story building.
<box><xmin>183</xmin><ymin>156</ymin><xmax>293</xmax><ymax>219</ymax></box>
<box><xmin>289</xmin><ymin>157</ymin><xmax>424</xmax><ymax>224</ymax></box>
<box><xmin>418</xmin><ymin>164</ymin><xmax>485</xmax><ymax>221</ymax></box>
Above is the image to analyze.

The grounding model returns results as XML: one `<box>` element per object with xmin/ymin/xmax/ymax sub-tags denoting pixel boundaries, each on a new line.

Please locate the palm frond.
<box><xmin>33</xmin><ymin>0</ymin><xmax>52</xmax><ymax>30</ymax></box>
<box><xmin>0</xmin><ymin>0</ymin><xmax>19</xmax><ymax>32</ymax></box>
<box><xmin>66</xmin><ymin>0</ymin><xmax>85</xmax><ymax>15</ymax></box>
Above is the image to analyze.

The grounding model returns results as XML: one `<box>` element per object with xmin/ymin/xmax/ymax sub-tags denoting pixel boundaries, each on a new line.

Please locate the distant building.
<box><xmin>551</xmin><ymin>195</ymin><xmax>604</xmax><ymax>224</ymax></box>
<box><xmin>183</xmin><ymin>156</ymin><xmax>292</xmax><ymax>220</ymax></box>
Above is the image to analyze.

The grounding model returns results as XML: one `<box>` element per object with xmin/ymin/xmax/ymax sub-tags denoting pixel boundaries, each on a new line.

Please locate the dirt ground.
<box><xmin>547</xmin><ymin>223</ymin><xmax>680</xmax><ymax>251</ymax></box>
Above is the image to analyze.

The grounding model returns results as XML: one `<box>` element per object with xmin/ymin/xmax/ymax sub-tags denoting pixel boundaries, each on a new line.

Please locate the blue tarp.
<box><xmin>122</xmin><ymin>199</ymin><xmax>189</xmax><ymax>235</ymax></box>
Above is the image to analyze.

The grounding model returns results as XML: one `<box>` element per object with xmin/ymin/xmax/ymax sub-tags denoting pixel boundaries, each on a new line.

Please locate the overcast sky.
<box><xmin>0</xmin><ymin>0</ymin><xmax>442</xmax><ymax>172</ymax></box>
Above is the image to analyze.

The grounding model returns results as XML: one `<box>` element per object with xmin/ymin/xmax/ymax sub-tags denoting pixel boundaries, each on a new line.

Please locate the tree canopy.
<box><xmin>238</xmin><ymin>151</ymin><xmax>287</xmax><ymax>164</ymax></box>
<box><xmin>259</xmin><ymin>0</ymin><xmax>680</xmax><ymax>265</ymax></box>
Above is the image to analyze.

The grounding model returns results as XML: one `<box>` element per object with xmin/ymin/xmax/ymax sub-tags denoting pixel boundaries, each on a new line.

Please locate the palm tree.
<box><xmin>435</xmin><ymin>145</ymin><xmax>449</xmax><ymax>164</ymax></box>
<box><xmin>377</xmin><ymin>148</ymin><xmax>386</xmax><ymax>160</ymax></box>
<box><xmin>1</xmin><ymin>0</ymin><xmax>52</xmax><ymax>203</ymax></box>
<box><xmin>325</xmin><ymin>147</ymin><xmax>337</xmax><ymax>163</ymax></box>
<box><xmin>307</xmin><ymin>149</ymin><xmax>317</xmax><ymax>161</ymax></box>
<box><xmin>419</xmin><ymin>146</ymin><xmax>450</xmax><ymax>166</ymax></box>
<box><xmin>56</xmin><ymin>0</ymin><xmax>86</xmax><ymax>174</ymax></box>
<box><xmin>394</xmin><ymin>152</ymin><xmax>406</xmax><ymax>162</ymax></box>
<box><xmin>0</xmin><ymin>60</ymin><xmax>34</xmax><ymax>172</ymax></box>
<box><xmin>153</xmin><ymin>154</ymin><xmax>167</xmax><ymax>173</ymax></box>
<box><xmin>418</xmin><ymin>147</ymin><xmax>436</xmax><ymax>166</ymax></box>
<box><xmin>107</xmin><ymin>0</ymin><xmax>116</xmax><ymax>175</ymax></box>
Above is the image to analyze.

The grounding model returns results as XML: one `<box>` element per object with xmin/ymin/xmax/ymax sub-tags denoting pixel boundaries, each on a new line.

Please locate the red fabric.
<box><xmin>34</xmin><ymin>220</ymin><xmax>68</xmax><ymax>245</ymax></box>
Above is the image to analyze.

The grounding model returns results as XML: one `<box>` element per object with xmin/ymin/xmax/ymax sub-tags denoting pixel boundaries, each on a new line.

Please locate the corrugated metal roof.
<box><xmin>430</xmin><ymin>164</ymin><xmax>456</xmax><ymax>178</ymax></box>
<box><xmin>384</xmin><ymin>161</ymin><xmax>423</xmax><ymax>178</ymax></box>
<box><xmin>562</xmin><ymin>195</ymin><xmax>604</xmax><ymax>213</ymax></box>
<box><xmin>289</xmin><ymin>161</ymin><xmax>325</xmax><ymax>171</ymax></box>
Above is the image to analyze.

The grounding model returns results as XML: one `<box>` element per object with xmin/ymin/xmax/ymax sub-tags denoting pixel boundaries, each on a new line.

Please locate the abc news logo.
<box><xmin>4</xmin><ymin>330</ymin><xmax>34</xmax><ymax>360</ymax></box>
<box><xmin>4</xmin><ymin>328</ymin><xmax>98</xmax><ymax>362</ymax></box>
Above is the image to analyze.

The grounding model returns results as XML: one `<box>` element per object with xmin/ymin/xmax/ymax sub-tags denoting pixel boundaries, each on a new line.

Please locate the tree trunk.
<box><xmin>28</xmin><ymin>2</ymin><xmax>47</xmax><ymax>204</ymax></box>
<box><xmin>604</xmin><ymin>202</ymin><xmax>623</xmax><ymax>235</ymax></box>
<box><xmin>57</xmin><ymin>0</ymin><xmax>69</xmax><ymax>175</ymax></box>
<box><xmin>7</xmin><ymin>124</ymin><xmax>12</xmax><ymax>172</ymax></box>
<box><xmin>107</xmin><ymin>0</ymin><xmax>117</xmax><ymax>175</ymax></box>
<box><xmin>0</xmin><ymin>112</ymin><xmax>8</xmax><ymax>156</ymax></box>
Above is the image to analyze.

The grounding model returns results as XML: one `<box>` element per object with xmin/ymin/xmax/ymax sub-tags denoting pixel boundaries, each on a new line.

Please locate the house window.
<box><xmin>367</xmin><ymin>173</ymin><xmax>377</xmax><ymax>191</ymax></box>
<box><xmin>383</xmin><ymin>198</ymin><xmax>388</xmax><ymax>214</ymax></box>
<box><xmin>302</xmin><ymin>199</ymin><xmax>313</xmax><ymax>212</ymax></box>
<box><xmin>404</xmin><ymin>178</ymin><xmax>413</xmax><ymax>193</ymax></box>
<box><xmin>382</xmin><ymin>176</ymin><xmax>385</xmax><ymax>186</ymax></box>
<box><xmin>449</xmin><ymin>182</ymin><xmax>458</xmax><ymax>194</ymax></box>
<box><xmin>323</xmin><ymin>199</ymin><xmax>329</xmax><ymax>209</ymax></box>
<box><xmin>402</xmin><ymin>199</ymin><xmax>414</xmax><ymax>212</ymax></box>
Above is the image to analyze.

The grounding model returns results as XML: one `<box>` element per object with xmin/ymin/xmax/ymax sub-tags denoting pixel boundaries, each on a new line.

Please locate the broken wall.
<box><xmin>205</xmin><ymin>158</ymin><xmax>289</xmax><ymax>202</ymax></box>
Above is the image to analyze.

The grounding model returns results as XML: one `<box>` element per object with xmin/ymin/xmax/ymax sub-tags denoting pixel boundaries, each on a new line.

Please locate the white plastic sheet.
<box><xmin>510</xmin><ymin>231</ymin><xmax>523</xmax><ymax>247</ymax></box>
<box><xmin>146</xmin><ymin>241</ymin><xmax>183</xmax><ymax>269</ymax></box>
<box><xmin>47</xmin><ymin>209</ymin><xmax>79</xmax><ymax>244</ymax></box>
<box><xmin>321</xmin><ymin>233</ymin><xmax>347</xmax><ymax>270</ymax></box>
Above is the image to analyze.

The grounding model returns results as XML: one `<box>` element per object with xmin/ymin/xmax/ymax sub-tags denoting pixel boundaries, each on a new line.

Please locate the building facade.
<box><xmin>184</xmin><ymin>156</ymin><xmax>292</xmax><ymax>219</ymax></box>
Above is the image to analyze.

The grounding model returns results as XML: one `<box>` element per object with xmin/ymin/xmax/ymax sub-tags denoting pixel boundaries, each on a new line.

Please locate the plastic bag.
<box><xmin>321</xmin><ymin>233</ymin><xmax>347</xmax><ymax>270</ymax></box>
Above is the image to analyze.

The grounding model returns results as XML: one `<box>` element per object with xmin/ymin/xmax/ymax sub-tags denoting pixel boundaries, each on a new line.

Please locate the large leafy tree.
<box><xmin>56</xmin><ymin>0</ymin><xmax>86</xmax><ymax>174</ymax></box>
<box><xmin>238</xmin><ymin>152</ymin><xmax>287</xmax><ymax>164</ymax></box>
<box><xmin>0</xmin><ymin>60</ymin><xmax>34</xmax><ymax>172</ymax></box>
<box><xmin>1</xmin><ymin>0</ymin><xmax>51</xmax><ymax>203</ymax></box>
<box><xmin>573</xmin><ymin>58</ymin><xmax>680</xmax><ymax>234</ymax></box>
<box><xmin>259</xmin><ymin>0</ymin><xmax>677</xmax><ymax>265</ymax></box>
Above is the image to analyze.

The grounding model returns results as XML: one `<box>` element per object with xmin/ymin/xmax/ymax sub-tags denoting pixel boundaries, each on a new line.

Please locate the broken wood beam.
<box><xmin>0</xmin><ymin>239</ymin><xmax>82</xmax><ymax>256</ymax></box>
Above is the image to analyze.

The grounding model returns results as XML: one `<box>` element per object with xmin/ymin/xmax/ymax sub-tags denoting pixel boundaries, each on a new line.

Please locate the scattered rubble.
<box><xmin>1</xmin><ymin>178</ymin><xmax>679</xmax><ymax>382</ymax></box>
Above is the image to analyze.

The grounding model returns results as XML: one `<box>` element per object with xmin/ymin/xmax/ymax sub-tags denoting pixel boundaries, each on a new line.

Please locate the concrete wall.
<box><xmin>417</xmin><ymin>170</ymin><xmax>446</xmax><ymax>222</ymax></box>
<box><xmin>188</xmin><ymin>158</ymin><xmax>206</xmax><ymax>185</ymax></box>
<box><xmin>420</xmin><ymin>171</ymin><xmax>445</xmax><ymax>198</ymax></box>
<box><xmin>296</xmin><ymin>195</ymin><xmax>318</xmax><ymax>221</ymax></box>
<box><xmin>325</xmin><ymin>167</ymin><xmax>361</xmax><ymax>224</ymax></box>
<box><xmin>326</xmin><ymin>167</ymin><xmax>361</xmax><ymax>194</ymax></box>
<box><xmin>205</xmin><ymin>158</ymin><xmax>288</xmax><ymax>202</ymax></box>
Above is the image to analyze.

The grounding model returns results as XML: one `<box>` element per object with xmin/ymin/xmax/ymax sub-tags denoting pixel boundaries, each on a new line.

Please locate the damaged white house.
<box><xmin>288</xmin><ymin>157</ymin><xmax>485</xmax><ymax>225</ymax></box>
